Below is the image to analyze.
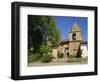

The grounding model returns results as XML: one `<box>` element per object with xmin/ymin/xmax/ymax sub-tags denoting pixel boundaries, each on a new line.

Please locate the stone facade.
<box><xmin>68</xmin><ymin>41</ymin><xmax>81</xmax><ymax>56</ymax></box>
<box><xmin>51</xmin><ymin>22</ymin><xmax>88</xmax><ymax>59</ymax></box>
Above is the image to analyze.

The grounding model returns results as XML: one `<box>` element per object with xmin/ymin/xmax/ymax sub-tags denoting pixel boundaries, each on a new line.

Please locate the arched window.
<box><xmin>72</xmin><ymin>33</ymin><xmax>76</xmax><ymax>40</ymax></box>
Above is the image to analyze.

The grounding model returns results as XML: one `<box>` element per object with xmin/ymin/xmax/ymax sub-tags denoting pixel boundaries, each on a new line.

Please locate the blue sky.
<box><xmin>53</xmin><ymin>16</ymin><xmax>88</xmax><ymax>41</ymax></box>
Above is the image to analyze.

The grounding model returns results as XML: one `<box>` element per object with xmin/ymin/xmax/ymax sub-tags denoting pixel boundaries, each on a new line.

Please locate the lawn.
<box><xmin>67</xmin><ymin>57</ymin><xmax>88</xmax><ymax>64</ymax></box>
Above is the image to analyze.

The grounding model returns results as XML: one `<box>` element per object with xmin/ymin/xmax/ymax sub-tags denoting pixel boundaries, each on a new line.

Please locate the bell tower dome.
<box><xmin>69</xmin><ymin>22</ymin><xmax>82</xmax><ymax>41</ymax></box>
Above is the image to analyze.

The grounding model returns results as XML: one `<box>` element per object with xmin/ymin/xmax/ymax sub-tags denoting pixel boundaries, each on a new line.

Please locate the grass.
<box><xmin>67</xmin><ymin>57</ymin><xmax>88</xmax><ymax>63</ymax></box>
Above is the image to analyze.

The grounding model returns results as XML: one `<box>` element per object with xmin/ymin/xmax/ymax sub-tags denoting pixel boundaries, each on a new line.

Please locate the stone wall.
<box><xmin>52</xmin><ymin>48</ymin><xmax>58</xmax><ymax>58</ymax></box>
<box><xmin>68</xmin><ymin>41</ymin><xmax>81</xmax><ymax>56</ymax></box>
<box><xmin>68</xmin><ymin>32</ymin><xmax>82</xmax><ymax>41</ymax></box>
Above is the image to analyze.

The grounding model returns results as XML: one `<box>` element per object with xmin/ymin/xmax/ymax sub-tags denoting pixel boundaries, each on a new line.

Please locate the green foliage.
<box><xmin>28</xmin><ymin>15</ymin><xmax>43</xmax><ymax>53</ymax></box>
<box><xmin>41</xmin><ymin>54</ymin><xmax>53</xmax><ymax>63</ymax></box>
<box><xmin>82</xmin><ymin>57</ymin><xmax>88</xmax><ymax>62</ymax></box>
<box><xmin>67</xmin><ymin>57</ymin><xmax>88</xmax><ymax>63</ymax></box>
<box><xmin>76</xmin><ymin>47</ymin><xmax>82</xmax><ymax>58</ymax></box>
<box><xmin>28</xmin><ymin>53</ymin><xmax>42</xmax><ymax>63</ymax></box>
<box><xmin>47</xmin><ymin>18</ymin><xmax>60</xmax><ymax>46</ymax></box>
<box><xmin>68</xmin><ymin>55</ymin><xmax>76</xmax><ymax>58</ymax></box>
<box><xmin>67</xmin><ymin>58</ymin><xmax>82</xmax><ymax>63</ymax></box>
<box><xmin>28</xmin><ymin>15</ymin><xmax>60</xmax><ymax>53</ymax></box>
<box><xmin>58</xmin><ymin>53</ymin><xmax>64</xmax><ymax>58</ymax></box>
<box><xmin>40</xmin><ymin>44</ymin><xmax>52</xmax><ymax>53</ymax></box>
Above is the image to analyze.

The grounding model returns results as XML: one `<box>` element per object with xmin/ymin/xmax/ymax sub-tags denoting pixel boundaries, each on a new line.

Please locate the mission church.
<box><xmin>51</xmin><ymin>22</ymin><xmax>88</xmax><ymax>60</ymax></box>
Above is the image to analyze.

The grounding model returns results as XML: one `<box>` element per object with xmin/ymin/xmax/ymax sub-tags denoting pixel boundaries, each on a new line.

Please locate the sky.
<box><xmin>53</xmin><ymin>16</ymin><xmax>88</xmax><ymax>41</ymax></box>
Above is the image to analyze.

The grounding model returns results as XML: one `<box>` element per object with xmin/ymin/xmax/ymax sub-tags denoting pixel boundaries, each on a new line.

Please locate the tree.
<box><xmin>28</xmin><ymin>15</ymin><xmax>43</xmax><ymax>53</ymax></box>
<box><xmin>76</xmin><ymin>46</ymin><xmax>82</xmax><ymax>58</ymax></box>
<box><xmin>47</xmin><ymin>18</ymin><xmax>60</xmax><ymax>46</ymax></box>
<box><xmin>28</xmin><ymin>15</ymin><xmax>60</xmax><ymax>54</ymax></box>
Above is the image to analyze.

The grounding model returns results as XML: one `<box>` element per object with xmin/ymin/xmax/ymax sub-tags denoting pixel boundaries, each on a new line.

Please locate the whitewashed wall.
<box><xmin>81</xmin><ymin>45</ymin><xmax>88</xmax><ymax>58</ymax></box>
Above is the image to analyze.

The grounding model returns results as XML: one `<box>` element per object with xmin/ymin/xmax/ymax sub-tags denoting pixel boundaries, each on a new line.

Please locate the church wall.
<box><xmin>52</xmin><ymin>48</ymin><xmax>57</xmax><ymax>58</ymax></box>
<box><xmin>52</xmin><ymin>44</ymin><xmax>69</xmax><ymax>59</ymax></box>
<box><xmin>81</xmin><ymin>44</ymin><xmax>88</xmax><ymax>58</ymax></box>
<box><xmin>57</xmin><ymin>44</ymin><xmax>68</xmax><ymax>54</ymax></box>
<box><xmin>68</xmin><ymin>41</ymin><xmax>81</xmax><ymax>56</ymax></box>
<box><xmin>62</xmin><ymin>44</ymin><xmax>69</xmax><ymax>54</ymax></box>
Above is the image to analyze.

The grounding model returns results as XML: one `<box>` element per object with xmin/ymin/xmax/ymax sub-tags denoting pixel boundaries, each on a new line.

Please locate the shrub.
<box><xmin>40</xmin><ymin>44</ymin><xmax>52</xmax><ymax>53</ymax></box>
<box><xmin>76</xmin><ymin>47</ymin><xmax>82</xmax><ymax>58</ymax></box>
<box><xmin>67</xmin><ymin>57</ymin><xmax>88</xmax><ymax>63</ymax></box>
<box><xmin>28</xmin><ymin>55</ymin><xmax>35</xmax><ymax>63</ymax></box>
<box><xmin>67</xmin><ymin>58</ymin><xmax>82</xmax><ymax>63</ymax></box>
<box><xmin>41</xmin><ymin>54</ymin><xmax>53</xmax><ymax>63</ymax></box>
<box><xmin>82</xmin><ymin>57</ymin><xmax>88</xmax><ymax>62</ymax></box>
<box><xmin>58</xmin><ymin>53</ymin><xmax>64</xmax><ymax>58</ymax></box>
<box><xmin>68</xmin><ymin>55</ymin><xmax>76</xmax><ymax>58</ymax></box>
<box><xmin>28</xmin><ymin>53</ymin><xmax>42</xmax><ymax>63</ymax></box>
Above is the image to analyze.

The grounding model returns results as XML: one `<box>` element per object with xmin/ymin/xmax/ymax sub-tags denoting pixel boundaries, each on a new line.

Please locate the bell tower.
<box><xmin>68</xmin><ymin>22</ymin><xmax>82</xmax><ymax>56</ymax></box>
